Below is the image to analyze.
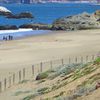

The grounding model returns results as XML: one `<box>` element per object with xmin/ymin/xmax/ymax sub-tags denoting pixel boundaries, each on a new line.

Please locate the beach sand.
<box><xmin>0</xmin><ymin>29</ymin><xmax>100</xmax><ymax>100</ymax></box>
<box><xmin>0</xmin><ymin>29</ymin><xmax>100</xmax><ymax>80</ymax></box>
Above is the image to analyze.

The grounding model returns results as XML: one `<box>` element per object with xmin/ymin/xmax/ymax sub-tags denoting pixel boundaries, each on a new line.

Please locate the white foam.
<box><xmin>0</xmin><ymin>6</ymin><xmax>11</xmax><ymax>12</ymax></box>
<box><xmin>0</xmin><ymin>28</ymin><xmax>33</xmax><ymax>35</ymax></box>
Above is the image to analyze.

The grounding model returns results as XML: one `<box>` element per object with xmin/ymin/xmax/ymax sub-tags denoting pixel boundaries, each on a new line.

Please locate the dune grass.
<box><xmin>22</xmin><ymin>94</ymin><xmax>37</xmax><ymax>100</ymax></box>
<box><xmin>14</xmin><ymin>90</ymin><xmax>31</xmax><ymax>96</ymax></box>
<box><xmin>37</xmin><ymin>87</ymin><xmax>50</xmax><ymax>95</ymax></box>
<box><xmin>19</xmin><ymin>80</ymin><xmax>29</xmax><ymax>84</ymax></box>
<box><xmin>94</xmin><ymin>57</ymin><xmax>100</xmax><ymax>65</ymax></box>
<box><xmin>36</xmin><ymin>70</ymin><xmax>55</xmax><ymax>80</ymax></box>
<box><xmin>22</xmin><ymin>58</ymin><xmax>100</xmax><ymax>100</ymax></box>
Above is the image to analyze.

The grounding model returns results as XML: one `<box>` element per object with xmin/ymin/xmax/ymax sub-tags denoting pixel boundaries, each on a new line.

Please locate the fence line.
<box><xmin>0</xmin><ymin>54</ymin><xmax>97</xmax><ymax>93</ymax></box>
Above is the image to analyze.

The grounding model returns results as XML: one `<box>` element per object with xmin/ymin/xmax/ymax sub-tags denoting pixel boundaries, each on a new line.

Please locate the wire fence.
<box><xmin>0</xmin><ymin>54</ymin><xmax>97</xmax><ymax>93</ymax></box>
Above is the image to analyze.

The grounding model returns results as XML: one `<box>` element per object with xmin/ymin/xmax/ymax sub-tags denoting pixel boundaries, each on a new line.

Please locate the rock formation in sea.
<box><xmin>0</xmin><ymin>6</ymin><xmax>34</xmax><ymax>19</ymax></box>
<box><xmin>19</xmin><ymin>23</ymin><xmax>51</xmax><ymax>30</ymax></box>
<box><xmin>6</xmin><ymin>12</ymin><xmax>34</xmax><ymax>19</ymax></box>
<box><xmin>0</xmin><ymin>25</ymin><xmax>18</xmax><ymax>30</ymax></box>
<box><xmin>0</xmin><ymin>6</ymin><xmax>12</xmax><ymax>16</ymax></box>
<box><xmin>52</xmin><ymin>10</ymin><xmax>100</xmax><ymax>30</ymax></box>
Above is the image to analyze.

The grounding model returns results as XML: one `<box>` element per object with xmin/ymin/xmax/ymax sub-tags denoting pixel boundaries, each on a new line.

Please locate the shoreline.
<box><xmin>0</xmin><ymin>29</ymin><xmax>51</xmax><ymax>40</ymax></box>
<box><xmin>0</xmin><ymin>28</ymin><xmax>33</xmax><ymax>34</ymax></box>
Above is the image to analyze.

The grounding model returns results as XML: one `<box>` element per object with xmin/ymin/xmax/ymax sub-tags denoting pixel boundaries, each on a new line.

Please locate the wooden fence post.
<box><xmin>32</xmin><ymin>65</ymin><xmax>34</xmax><ymax>76</ymax></box>
<box><xmin>4</xmin><ymin>78</ymin><xmax>7</xmax><ymax>90</ymax></box>
<box><xmin>9</xmin><ymin>76</ymin><xmax>11</xmax><ymax>87</ymax></box>
<box><xmin>92</xmin><ymin>55</ymin><xmax>95</xmax><ymax>61</ymax></box>
<box><xmin>50</xmin><ymin>61</ymin><xmax>52</xmax><ymax>70</ymax></box>
<box><xmin>75</xmin><ymin>57</ymin><xmax>77</xmax><ymax>63</ymax></box>
<box><xmin>61</xmin><ymin>59</ymin><xmax>64</xmax><ymax>65</ymax></box>
<box><xmin>69</xmin><ymin>57</ymin><xmax>71</xmax><ymax>64</ymax></box>
<box><xmin>81</xmin><ymin>56</ymin><xmax>83</xmax><ymax>63</ymax></box>
<box><xmin>40</xmin><ymin>62</ymin><xmax>43</xmax><ymax>72</ymax></box>
<box><xmin>19</xmin><ymin>71</ymin><xmax>21</xmax><ymax>83</ymax></box>
<box><xmin>86</xmin><ymin>55</ymin><xmax>88</xmax><ymax>63</ymax></box>
<box><xmin>0</xmin><ymin>82</ymin><xmax>2</xmax><ymax>93</ymax></box>
<box><xmin>13</xmin><ymin>73</ymin><xmax>15</xmax><ymax>85</ymax></box>
<box><xmin>23</xmin><ymin>68</ymin><xmax>25</xmax><ymax>80</ymax></box>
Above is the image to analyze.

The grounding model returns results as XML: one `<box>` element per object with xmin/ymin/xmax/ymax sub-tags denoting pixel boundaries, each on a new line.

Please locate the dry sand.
<box><xmin>0</xmin><ymin>29</ymin><xmax>100</xmax><ymax>100</ymax></box>
<box><xmin>0</xmin><ymin>29</ymin><xmax>100</xmax><ymax>80</ymax></box>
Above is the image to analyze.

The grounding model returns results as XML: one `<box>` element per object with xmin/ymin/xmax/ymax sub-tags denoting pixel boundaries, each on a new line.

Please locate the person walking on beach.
<box><xmin>3</xmin><ymin>36</ymin><xmax>6</xmax><ymax>40</ymax></box>
<box><xmin>8</xmin><ymin>35</ymin><xmax>13</xmax><ymax>40</ymax></box>
<box><xmin>5</xmin><ymin>36</ymin><xmax>7</xmax><ymax>41</ymax></box>
<box><xmin>5</xmin><ymin>36</ymin><xmax>8</xmax><ymax>41</ymax></box>
<box><xmin>8</xmin><ymin>35</ymin><xmax>11</xmax><ymax>40</ymax></box>
<box><xmin>3</xmin><ymin>36</ymin><xmax>7</xmax><ymax>41</ymax></box>
<box><xmin>11</xmin><ymin>35</ymin><xmax>13</xmax><ymax>40</ymax></box>
<box><xmin>3</xmin><ymin>35</ymin><xmax>14</xmax><ymax>41</ymax></box>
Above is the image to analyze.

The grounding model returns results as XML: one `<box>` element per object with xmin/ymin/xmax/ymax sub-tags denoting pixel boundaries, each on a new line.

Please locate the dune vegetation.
<box><xmin>6</xmin><ymin>57</ymin><xmax>99</xmax><ymax>100</ymax></box>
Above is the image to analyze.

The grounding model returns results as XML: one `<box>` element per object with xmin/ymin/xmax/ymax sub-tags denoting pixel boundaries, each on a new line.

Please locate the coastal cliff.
<box><xmin>52</xmin><ymin>10</ymin><xmax>100</xmax><ymax>30</ymax></box>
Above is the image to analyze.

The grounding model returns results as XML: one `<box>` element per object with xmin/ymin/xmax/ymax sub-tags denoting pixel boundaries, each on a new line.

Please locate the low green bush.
<box><xmin>37</xmin><ymin>87</ymin><xmax>49</xmax><ymax>94</ymax></box>
<box><xmin>36</xmin><ymin>72</ymin><xmax>48</xmax><ymax>80</ymax></box>
<box><xmin>19</xmin><ymin>80</ymin><xmax>29</xmax><ymax>84</ymax></box>
<box><xmin>22</xmin><ymin>94</ymin><xmax>37</xmax><ymax>100</ymax></box>
<box><xmin>14</xmin><ymin>90</ymin><xmax>31</xmax><ymax>96</ymax></box>
<box><xmin>36</xmin><ymin>70</ymin><xmax>55</xmax><ymax>80</ymax></box>
<box><xmin>94</xmin><ymin>57</ymin><xmax>100</xmax><ymax>65</ymax></box>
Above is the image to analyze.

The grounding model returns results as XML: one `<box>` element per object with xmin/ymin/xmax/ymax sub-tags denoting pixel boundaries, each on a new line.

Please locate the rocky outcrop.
<box><xmin>0</xmin><ymin>11</ymin><xmax>12</xmax><ymax>16</ymax></box>
<box><xmin>94</xmin><ymin>10</ymin><xmax>100</xmax><ymax>22</ymax></box>
<box><xmin>52</xmin><ymin>11</ymin><xmax>100</xmax><ymax>31</ymax></box>
<box><xmin>0</xmin><ymin>6</ymin><xmax>12</xmax><ymax>16</ymax></box>
<box><xmin>6</xmin><ymin>12</ymin><xmax>34</xmax><ymax>19</ymax></box>
<box><xmin>19</xmin><ymin>23</ymin><xmax>52</xmax><ymax>30</ymax></box>
<box><xmin>0</xmin><ymin>6</ymin><xmax>34</xmax><ymax>19</ymax></box>
<box><xmin>0</xmin><ymin>25</ymin><xmax>18</xmax><ymax>30</ymax></box>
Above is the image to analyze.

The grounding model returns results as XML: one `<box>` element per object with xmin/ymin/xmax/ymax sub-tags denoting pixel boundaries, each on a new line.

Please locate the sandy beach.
<box><xmin>0</xmin><ymin>29</ymin><xmax>100</xmax><ymax>100</ymax></box>
<box><xmin>0</xmin><ymin>29</ymin><xmax>100</xmax><ymax>80</ymax></box>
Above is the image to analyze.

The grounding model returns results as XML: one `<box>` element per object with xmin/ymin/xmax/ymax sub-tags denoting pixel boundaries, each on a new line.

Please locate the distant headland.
<box><xmin>0</xmin><ymin>0</ymin><xmax>98</xmax><ymax>4</ymax></box>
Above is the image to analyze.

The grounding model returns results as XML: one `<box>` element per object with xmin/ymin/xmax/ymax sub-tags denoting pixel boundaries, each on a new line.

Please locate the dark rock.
<box><xmin>96</xmin><ymin>82</ymin><xmax>100</xmax><ymax>89</ymax></box>
<box><xmin>0</xmin><ymin>11</ymin><xmax>12</xmax><ymax>16</ymax></box>
<box><xmin>19</xmin><ymin>24</ymin><xmax>34</xmax><ymax>28</ymax></box>
<box><xmin>19</xmin><ymin>23</ymin><xmax>52</xmax><ymax>30</ymax></box>
<box><xmin>94</xmin><ymin>10</ymin><xmax>100</xmax><ymax>22</ymax></box>
<box><xmin>52</xmin><ymin>11</ymin><xmax>100</xmax><ymax>31</ymax></box>
<box><xmin>6</xmin><ymin>12</ymin><xmax>34</xmax><ymax>19</ymax></box>
<box><xmin>0</xmin><ymin>25</ymin><xmax>18</xmax><ymax>30</ymax></box>
<box><xmin>0</xmin><ymin>6</ymin><xmax>12</xmax><ymax>17</ymax></box>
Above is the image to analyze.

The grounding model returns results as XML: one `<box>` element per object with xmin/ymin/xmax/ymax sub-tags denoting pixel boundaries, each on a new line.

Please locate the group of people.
<box><xmin>3</xmin><ymin>35</ymin><xmax>14</xmax><ymax>41</ymax></box>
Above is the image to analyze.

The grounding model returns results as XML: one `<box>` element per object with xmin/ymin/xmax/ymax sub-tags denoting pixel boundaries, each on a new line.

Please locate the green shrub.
<box><xmin>94</xmin><ymin>57</ymin><xmax>100</xmax><ymax>65</ymax></box>
<box><xmin>22</xmin><ymin>94</ymin><xmax>37</xmax><ymax>100</ymax></box>
<box><xmin>36</xmin><ymin>72</ymin><xmax>48</xmax><ymax>80</ymax></box>
<box><xmin>72</xmin><ymin>65</ymin><xmax>97</xmax><ymax>81</ymax></box>
<box><xmin>14</xmin><ymin>90</ymin><xmax>31</xmax><ymax>96</ymax></box>
<box><xmin>37</xmin><ymin>79</ymin><xmax>46</xmax><ymax>84</ymax></box>
<box><xmin>19</xmin><ymin>80</ymin><xmax>29</xmax><ymax>84</ymax></box>
<box><xmin>37</xmin><ymin>87</ymin><xmax>49</xmax><ymax>94</ymax></box>
<box><xmin>36</xmin><ymin>70</ymin><xmax>55</xmax><ymax>80</ymax></box>
<box><xmin>53</xmin><ymin>91</ymin><xmax>65</xmax><ymax>99</ymax></box>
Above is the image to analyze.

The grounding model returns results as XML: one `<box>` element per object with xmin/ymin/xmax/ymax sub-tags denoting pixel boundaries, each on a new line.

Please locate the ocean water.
<box><xmin>0</xmin><ymin>3</ymin><xmax>100</xmax><ymax>26</ymax></box>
